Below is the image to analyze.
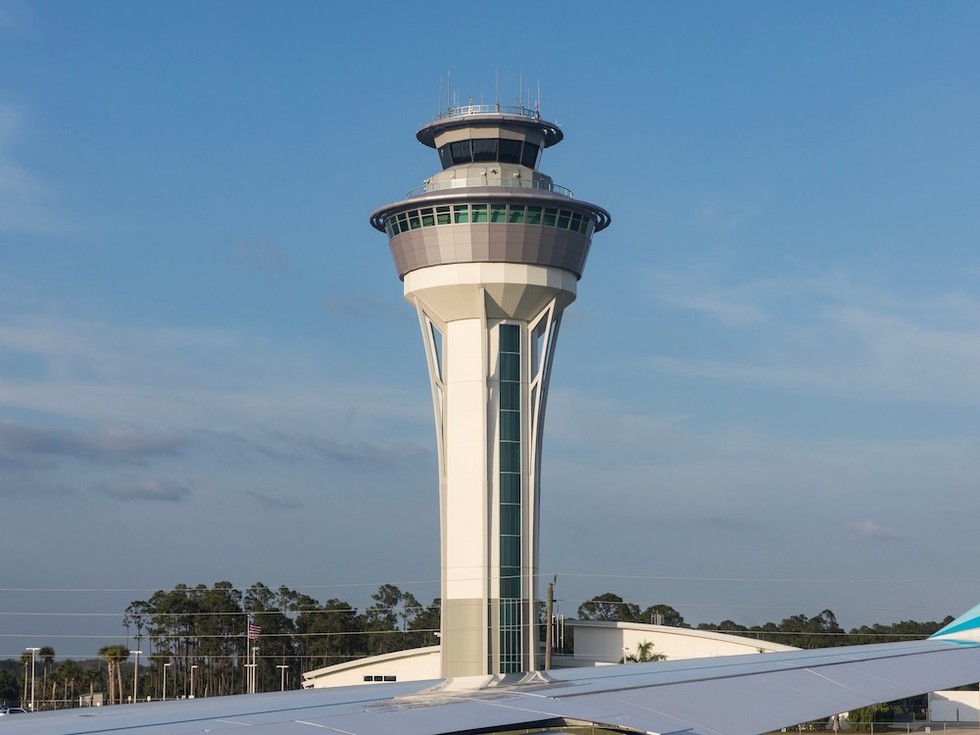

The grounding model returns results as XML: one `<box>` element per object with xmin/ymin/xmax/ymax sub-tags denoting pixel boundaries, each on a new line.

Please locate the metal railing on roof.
<box><xmin>436</xmin><ymin>103</ymin><xmax>541</xmax><ymax>121</ymax></box>
<box><xmin>407</xmin><ymin>176</ymin><xmax>573</xmax><ymax>199</ymax></box>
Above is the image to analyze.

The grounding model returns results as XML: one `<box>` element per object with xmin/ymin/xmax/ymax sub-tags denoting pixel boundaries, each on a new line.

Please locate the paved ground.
<box><xmin>877</xmin><ymin>728</ymin><xmax>978</xmax><ymax>734</ymax></box>
<box><xmin>893</xmin><ymin>727</ymin><xmax>980</xmax><ymax>734</ymax></box>
<box><xmin>772</xmin><ymin>724</ymin><xmax>980</xmax><ymax>734</ymax></box>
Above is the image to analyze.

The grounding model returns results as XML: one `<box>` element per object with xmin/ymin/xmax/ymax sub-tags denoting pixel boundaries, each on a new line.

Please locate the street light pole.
<box><xmin>163</xmin><ymin>662</ymin><xmax>171</xmax><ymax>701</ymax></box>
<box><xmin>130</xmin><ymin>651</ymin><xmax>141</xmax><ymax>703</ymax></box>
<box><xmin>190</xmin><ymin>665</ymin><xmax>198</xmax><ymax>699</ymax></box>
<box><xmin>276</xmin><ymin>664</ymin><xmax>288</xmax><ymax>691</ymax></box>
<box><xmin>251</xmin><ymin>647</ymin><xmax>259</xmax><ymax>694</ymax></box>
<box><xmin>25</xmin><ymin>647</ymin><xmax>39</xmax><ymax>712</ymax></box>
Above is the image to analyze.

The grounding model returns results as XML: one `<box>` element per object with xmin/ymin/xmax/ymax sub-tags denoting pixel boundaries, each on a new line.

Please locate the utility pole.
<box><xmin>544</xmin><ymin>580</ymin><xmax>555</xmax><ymax>670</ymax></box>
<box><xmin>25</xmin><ymin>647</ymin><xmax>39</xmax><ymax>712</ymax></box>
<box><xmin>130</xmin><ymin>650</ymin><xmax>141</xmax><ymax>703</ymax></box>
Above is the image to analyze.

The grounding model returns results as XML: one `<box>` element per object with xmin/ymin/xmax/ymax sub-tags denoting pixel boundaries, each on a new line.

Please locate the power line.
<box><xmin>0</xmin><ymin>579</ymin><xmax>441</xmax><ymax>594</ymax></box>
<box><xmin>4</xmin><ymin>572</ymin><xmax>980</xmax><ymax>595</ymax></box>
<box><xmin>550</xmin><ymin>572</ymin><xmax>980</xmax><ymax>585</ymax></box>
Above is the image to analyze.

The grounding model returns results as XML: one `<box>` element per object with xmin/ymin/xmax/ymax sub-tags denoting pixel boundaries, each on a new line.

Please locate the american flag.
<box><xmin>247</xmin><ymin>618</ymin><xmax>261</xmax><ymax>640</ymax></box>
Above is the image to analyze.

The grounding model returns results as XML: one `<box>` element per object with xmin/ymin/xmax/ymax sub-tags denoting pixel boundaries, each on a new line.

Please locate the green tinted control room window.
<box><xmin>384</xmin><ymin>203</ymin><xmax>596</xmax><ymax>240</ymax></box>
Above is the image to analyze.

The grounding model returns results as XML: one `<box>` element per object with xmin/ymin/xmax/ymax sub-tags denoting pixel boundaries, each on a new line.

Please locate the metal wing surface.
<box><xmin>6</xmin><ymin>636</ymin><xmax>980</xmax><ymax>735</ymax></box>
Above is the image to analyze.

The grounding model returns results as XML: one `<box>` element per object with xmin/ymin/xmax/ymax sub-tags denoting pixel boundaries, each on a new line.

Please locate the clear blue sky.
<box><xmin>3</xmin><ymin>1</ymin><xmax>980</xmax><ymax>657</ymax></box>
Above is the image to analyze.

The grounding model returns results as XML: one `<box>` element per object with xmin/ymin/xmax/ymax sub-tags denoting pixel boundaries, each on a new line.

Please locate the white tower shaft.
<box><xmin>406</xmin><ymin>263</ymin><xmax>574</xmax><ymax>677</ymax></box>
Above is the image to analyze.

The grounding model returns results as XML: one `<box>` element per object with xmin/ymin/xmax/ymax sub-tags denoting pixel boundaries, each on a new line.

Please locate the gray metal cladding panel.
<box><xmin>522</xmin><ymin>241</ymin><xmax>542</xmax><ymax>263</ymax></box>
<box><xmin>389</xmin><ymin>225</ymin><xmax>591</xmax><ymax>279</ymax></box>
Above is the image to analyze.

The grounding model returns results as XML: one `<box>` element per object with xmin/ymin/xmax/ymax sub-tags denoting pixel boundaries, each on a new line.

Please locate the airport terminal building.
<box><xmin>302</xmin><ymin>624</ymin><xmax>980</xmax><ymax>723</ymax></box>
<box><xmin>302</xmin><ymin>620</ymin><xmax>797</xmax><ymax>688</ymax></box>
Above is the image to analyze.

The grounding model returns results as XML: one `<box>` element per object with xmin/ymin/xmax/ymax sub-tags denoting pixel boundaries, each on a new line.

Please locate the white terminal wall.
<box><xmin>929</xmin><ymin>690</ymin><xmax>980</xmax><ymax>722</ymax></box>
<box><xmin>568</xmin><ymin>621</ymin><xmax>798</xmax><ymax>666</ymax></box>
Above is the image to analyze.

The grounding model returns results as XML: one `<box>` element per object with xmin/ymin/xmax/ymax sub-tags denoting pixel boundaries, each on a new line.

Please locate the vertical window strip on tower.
<box><xmin>498</xmin><ymin>323</ymin><xmax>523</xmax><ymax>673</ymax></box>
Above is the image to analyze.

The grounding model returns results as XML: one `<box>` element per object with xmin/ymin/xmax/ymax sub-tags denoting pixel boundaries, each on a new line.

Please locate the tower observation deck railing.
<box><xmin>436</xmin><ymin>103</ymin><xmax>541</xmax><ymax>121</ymax></box>
<box><xmin>407</xmin><ymin>176</ymin><xmax>574</xmax><ymax>199</ymax></box>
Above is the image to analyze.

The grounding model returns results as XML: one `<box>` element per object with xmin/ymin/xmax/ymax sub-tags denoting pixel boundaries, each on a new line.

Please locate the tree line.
<box><xmin>0</xmin><ymin>584</ymin><xmax>956</xmax><ymax>711</ymax></box>
<box><xmin>573</xmin><ymin>591</ymin><xmax>957</xmax><ymax>726</ymax></box>
<box><xmin>576</xmin><ymin>591</ymin><xmax>954</xmax><ymax>649</ymax></box>
<box><xmin>1</xmin><ymin>581</ymin><xmax>438</xmax><ymax>709</ymax></box>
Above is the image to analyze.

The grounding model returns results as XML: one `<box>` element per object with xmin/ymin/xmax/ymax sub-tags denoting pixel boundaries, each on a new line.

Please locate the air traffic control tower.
<box><xmin>370</xmin><ymin>102</ymin><xmax>609</xmax><ymax>679</ymax></box>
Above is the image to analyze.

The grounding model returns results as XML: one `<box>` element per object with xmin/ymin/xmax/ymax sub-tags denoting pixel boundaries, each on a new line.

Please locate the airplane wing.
<box><xmin>7</xmin><ymin>605</ymin><xmax>980</xmax><ymax>735</ymax></box>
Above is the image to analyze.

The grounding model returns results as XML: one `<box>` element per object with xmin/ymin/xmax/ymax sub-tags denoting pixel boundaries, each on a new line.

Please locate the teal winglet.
<box><xmin>931</xmin><ymin>602</ymin><xmax>980</xmax><ymax>640</ymax></box>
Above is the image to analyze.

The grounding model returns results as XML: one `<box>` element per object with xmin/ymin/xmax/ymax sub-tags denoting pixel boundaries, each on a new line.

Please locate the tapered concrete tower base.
<box><xmin>406</xmin><ymin>263</ymin><xmax>575</xmax><ymax>677</ymax></box>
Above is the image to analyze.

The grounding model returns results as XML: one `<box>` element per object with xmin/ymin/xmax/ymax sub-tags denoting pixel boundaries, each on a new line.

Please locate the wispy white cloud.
<box><xmin>0</xmin><ymin>419</ymin><xmax>187</xmax><ymax>465</ymax></box>
<box><xmin>0</xmin><ymin>477</ymin><xmax>74</xmax><ymax>499</ymax></box>
<box><xmin>0</xmin><ymin>308</ymin><xmax>437</xmax><ymax>526</ymax></box>
<box><xmin>236</xmin><ymin>238</ymin><xmax>286</xmax><ymax>274</ymax></box>
<box><xmin>0</xmin><ymin>1</ymin><xmax>30</xmax><ymax>32</ymax></box>
<box><xmin>0</xmin><ymin>103</ymin><xmax>65</xmax><ymax>234</ymax></box>
<box><xmin>646</xmin><ymin>270</ymin><xmax>768</xmax><ymax>327</ymax></box>
<box><xmin>257</xmin><ymin>429</ymin><xmax>430</xmax><ymax>467</ymax></box>
<box><xmin>641</xmin><ymin>269</ymin><xmax>980</xmax><ymax>405</ymax></box>
<box><xmin>93</xmin><ymin>475</ymin><xmax>191</xmax><ymax>502</ymax></box>
<box><xmin>545</xmin><ymin>386</ymin><xmax>980</xmax><ymax>522</ymax></box>
<box><xmin>0</xmin><ymin>313</ymin><xmax>429</xmax><ymax>433</ymax></box>
<box><xmin>198</xmin><ymin>428</ymin><xmax>431</xmax><ymax>470</ymax></box>
<box><xmin>694</xmin><ymin>193</ymin><xmax>768</xmax><ymax>236</ymax></box>
<box><xmin>247</xmin><ymin>489</ymin><xmax>302</xmax><ymax>509</ymax></box>
<box><xmin>845</xmin><ymin>520</ymin><xmax>900</xmax><ymax>539</ymax></box>
<box><xmin>322</xmin><ymin>294</ymin><xmax>409</xmax><ymax>321</ymax></box>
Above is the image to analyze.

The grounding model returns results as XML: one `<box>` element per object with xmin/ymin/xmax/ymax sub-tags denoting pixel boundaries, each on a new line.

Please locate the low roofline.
<box><xmin>303</xmin><ymin>645</ymin><xmax>441</xmax><ymax>680</ymax></box>
<box><xmin>567</xmin><ymin>619</ymin><xmax>799</xmax><ymax>652</ymax></box>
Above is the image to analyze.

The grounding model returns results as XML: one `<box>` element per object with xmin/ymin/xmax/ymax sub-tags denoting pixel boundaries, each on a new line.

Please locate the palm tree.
<box><xmin>78</xmin><ymin>666</ymin><xmax>98</xmax><ymax>706</ymax></box>
<box><xmin>98</xmin><ymin>645</ymin><xmax>128</xmax><ymax>705</ymax></box>
<box><xmin>622</xmin><ymin>640</ymin><xmax>667</xmax><ymax>663</ymax></box>
<box><xmin>98</xmin><ymin>646</ymin><xmax>116</xmax><ymax>705</ymax></box>
<box><xmin>39</xmin><ymin>646</ymin><xmax>55</xmax><ymax>710</ymax></box>
<box><xmin>55</xmin><ymin>660</ymin><xmax>83</xmax><ymax>709</ymax></box>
